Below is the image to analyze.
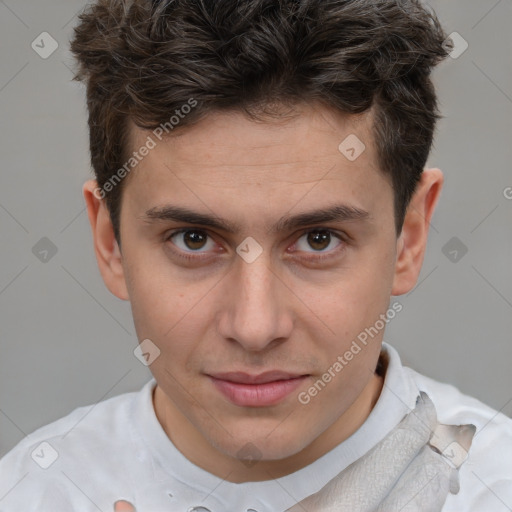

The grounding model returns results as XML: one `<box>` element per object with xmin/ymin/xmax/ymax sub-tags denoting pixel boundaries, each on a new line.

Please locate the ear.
<box><xmin>83</xmin><ymin>179</ymin><xmax>129</xmax><ymax>301</ymax></box>
<box><xmin>391</xmin><ymin>168</ymin><xmax>443</xmax><ymax>296</ymax></box>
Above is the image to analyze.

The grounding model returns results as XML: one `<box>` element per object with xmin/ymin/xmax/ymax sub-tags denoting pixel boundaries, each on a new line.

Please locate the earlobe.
<box><xmin>82</xmin><ymin>179</ymin><xmax>129</xmax><ymax>301</ymax></box>
<box><xmin>391</xmin><ymin>168</ymin><xmax>443</xmax><ymax>296</ymax></box>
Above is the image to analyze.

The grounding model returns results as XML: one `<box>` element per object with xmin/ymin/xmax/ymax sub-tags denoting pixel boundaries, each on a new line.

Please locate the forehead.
<box><xmin>126</xmin><ymin>102</ymin><xmax>382</xmax><ymax>174</ymax></box>
<box><xmin>121</xmin><ymin>103</ymin><xmax>392</xmax><ymax>228</ymax></box>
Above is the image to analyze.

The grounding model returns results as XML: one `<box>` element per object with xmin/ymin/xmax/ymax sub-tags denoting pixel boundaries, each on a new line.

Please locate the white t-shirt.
<box><xmin>0</xmin><ymin>341</ymin><xmax>511</xmax><ymax>511</ymax></box>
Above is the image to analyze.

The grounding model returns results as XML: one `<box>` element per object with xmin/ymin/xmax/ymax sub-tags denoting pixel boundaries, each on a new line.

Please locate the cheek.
<box><xmin>302</xmin><ymin>245</ymin><xmax>395</xmax><ymax>361</ymax></box>
<box><xmin>122</xmin><ymin>238</ymin><xmax>182</xmax><ymax>314</ymax></box>
<box><xmin>124</xmin><ymin>256</ymin><xmax>212</xmax><ymax>371</ymax></box>
<box><xmin>305</xmin><ymin>258</ymin><xmax>393</xmax><ymax>331</ymax></box>
<box><xmin>123</xmin><ymin>237</ymin><xmax>214</xmax><ymax>328</ymax></box>
<box><xmin>127</xmin><ymin>276</ymin><xmax>175</xmax><ymax>335</ymax></box>
<box><xmin>344</xmin><ymin>238</ymin><xmax>396</xmax><ymax>311</ymax></box>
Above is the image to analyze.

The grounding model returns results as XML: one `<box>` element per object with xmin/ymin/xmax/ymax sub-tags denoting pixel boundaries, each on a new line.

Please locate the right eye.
<box><xmin>165</xmin><ymin>228</ymin><xmax>219</xmax><ymax>260</ymax></box>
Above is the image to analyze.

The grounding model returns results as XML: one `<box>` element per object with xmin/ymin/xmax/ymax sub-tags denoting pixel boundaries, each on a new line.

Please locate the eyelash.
<box><xmin>164</xmin><ymin>228</ymin><xmax>348</xmax><ymax>263</ymax></box>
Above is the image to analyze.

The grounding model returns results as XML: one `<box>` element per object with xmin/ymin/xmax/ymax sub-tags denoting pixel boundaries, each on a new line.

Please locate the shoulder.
<box><xmin>406</xmin><ymin>367</ymin><xmax>512</xmax><ymax>433</ymax></box>
<box><xmin>405</xmin><ymin>367</ymin><xmax>512</xmax><ymax>511</ymax></box>
<box><xmin>1</xmin><ymin>384</ymin><xmax>141</xmax><ymax>463</ymax></box>
<box><xmin>0</xmin><ymin>382</ymin><xmax>151</xmax><ymax>510</ymax></box>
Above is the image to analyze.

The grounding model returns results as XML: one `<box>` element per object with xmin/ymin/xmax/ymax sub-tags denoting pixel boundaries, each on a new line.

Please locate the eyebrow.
<box><xmin>141</xmin><ymin>203</ymin><xmax>371</xmax><ymax>234</ymax></box>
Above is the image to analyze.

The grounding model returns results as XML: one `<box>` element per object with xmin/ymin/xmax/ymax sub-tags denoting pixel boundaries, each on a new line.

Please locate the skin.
<box><xmin>83</xmin><ymin>102</ymin><xmax>443</xmax><ymax>483</ymax></box>
<box><xmin>113</xmin><ymin>500</ymin><xmax>136</xmax><ymax>511</ymax></box>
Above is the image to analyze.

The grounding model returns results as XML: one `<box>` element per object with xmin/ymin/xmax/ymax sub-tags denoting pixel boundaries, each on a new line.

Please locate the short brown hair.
<box><xmin>70</xmin><ymin>0</ymin><xmax>452</xmax><ymax>245</ymax></box>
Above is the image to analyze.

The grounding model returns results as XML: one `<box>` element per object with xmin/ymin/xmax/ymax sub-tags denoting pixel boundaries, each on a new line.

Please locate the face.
<box><xmin>112</xmin><ymin>103</ymin><xmax>399</xmax><ymax>464</ymax></box>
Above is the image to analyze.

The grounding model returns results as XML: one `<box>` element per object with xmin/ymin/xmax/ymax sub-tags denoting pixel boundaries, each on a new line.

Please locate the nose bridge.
<box><xmin>219</xmin><ymin>248</ymin><xmax>292</xmax><ymax>351</ymax></box>
<box><xmin>239</xmin><ymin>252</ymin><xmax>274</xmax><ymax>306</ymax></box>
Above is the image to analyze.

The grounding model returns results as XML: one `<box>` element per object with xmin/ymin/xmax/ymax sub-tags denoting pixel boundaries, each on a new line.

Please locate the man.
<box><xmin>1</xmin><ymin>0</ymin><xmax>511</xmax><ymax>510</ymax></box>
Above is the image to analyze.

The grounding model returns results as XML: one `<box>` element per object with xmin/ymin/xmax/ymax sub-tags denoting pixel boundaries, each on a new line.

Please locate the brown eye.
<box><xmin>182</xmin><ymin>230</ymin><xmax>207</xmax><ymax>250</ymax></box>
<box><xmin>307</xmin><ymin>230</ymin><xmax>331</xmax><ymax>251</ymax></box>
<box><xmin>167</xmin><ymin>229</ymin><xmax>215</xmax><ymax>253</ymax></box>
<box><xmin>295</xmin><ymin>229</ymin><xmax>343</xmax><ymax>254</ymax></box>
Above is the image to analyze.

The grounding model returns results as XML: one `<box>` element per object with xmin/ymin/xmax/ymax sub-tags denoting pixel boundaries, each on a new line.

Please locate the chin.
<box><xmin>211</xmin><ymin>425</ymin><xmax>311</xmax><ymax>463</ymax></box>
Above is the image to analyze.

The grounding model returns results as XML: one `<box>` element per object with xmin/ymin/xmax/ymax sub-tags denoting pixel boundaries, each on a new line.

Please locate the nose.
<box><xmin>215</xmin><ymin>248</ymin><xmax>294</xmax><ymax>352</ymax></box>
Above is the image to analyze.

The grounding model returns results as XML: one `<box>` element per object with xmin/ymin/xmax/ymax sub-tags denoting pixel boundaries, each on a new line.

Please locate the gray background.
<box><xmin>1</xmin><ymin>0</ymin><xmax>511</xmax><ymax>458</ymax></box>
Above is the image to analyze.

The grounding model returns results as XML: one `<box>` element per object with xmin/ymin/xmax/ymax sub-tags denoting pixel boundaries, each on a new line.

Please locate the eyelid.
<box><xmin>165</xmin><ymin>226</ymin><xmax>348</xmax><ymax>259</ymax></box>
<box><xmin>165</xmin><ymin>227</ymin><xmax>218</xmax><ymax>254</ymax></box>
<box><xmin>290</xmin><ymin>229</ymin><xmax>346</xmax><ymax>258</ymax></box>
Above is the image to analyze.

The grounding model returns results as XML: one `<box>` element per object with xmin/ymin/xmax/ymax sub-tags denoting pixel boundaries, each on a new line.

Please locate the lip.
<box><xmin>209</xmin><ymin>370</ymin><xmax>306</xmax><ymax>384</ymax></box>
<box><xmin>207</xmin><ymin>371</ymin><xmax>309</xmax><ymax>407</ymax></box>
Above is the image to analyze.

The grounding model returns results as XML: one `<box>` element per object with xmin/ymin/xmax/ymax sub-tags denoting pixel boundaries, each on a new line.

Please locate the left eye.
<box><xmin>293</xmin><ymin>229</ymin><xmax>343</xmax><ymax>253</ymax></box>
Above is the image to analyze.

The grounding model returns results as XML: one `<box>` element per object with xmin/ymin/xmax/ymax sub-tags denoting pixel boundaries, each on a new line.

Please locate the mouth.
<box><xmin>206</xmin><ymin>371</ymin><xmax>310</xmax><ymax>407</ymax></box>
